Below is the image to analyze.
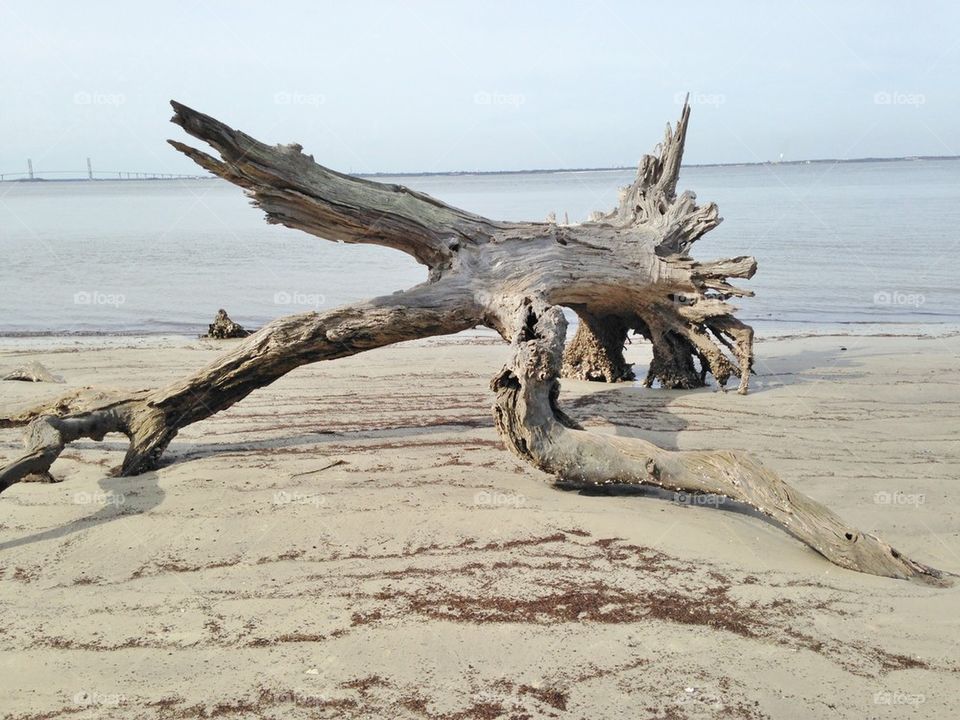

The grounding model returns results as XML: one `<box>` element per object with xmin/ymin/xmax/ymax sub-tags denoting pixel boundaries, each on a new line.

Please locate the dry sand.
<box><xmin>0</xmin><ymin>331</ymin><xmax>958</xmax><ymax>719</ymax></box>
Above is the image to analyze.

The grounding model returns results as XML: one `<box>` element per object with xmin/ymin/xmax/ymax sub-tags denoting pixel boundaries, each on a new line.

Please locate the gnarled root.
<box><xmin>634</xmin><ymin>255</ymin><xmax>756</xmax><ymax>393</ymax></box>
<box><xmin>491</xmin><ymin>297</ymin><xmax>948</xmax><ymax>583</ymax></box>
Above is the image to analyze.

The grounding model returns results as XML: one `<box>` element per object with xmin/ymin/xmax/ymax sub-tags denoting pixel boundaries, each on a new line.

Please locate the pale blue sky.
<box><xmin>2</xmin><ymin>0</ymin><xmax>958</xmax><ymax>175</ymax></box>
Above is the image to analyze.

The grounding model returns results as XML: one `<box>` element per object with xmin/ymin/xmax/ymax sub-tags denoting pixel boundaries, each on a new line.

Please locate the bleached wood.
<box><xmin>0</xmin><ymin>101</ymin><xmax>945</xmax><ymax>582</ymax></box>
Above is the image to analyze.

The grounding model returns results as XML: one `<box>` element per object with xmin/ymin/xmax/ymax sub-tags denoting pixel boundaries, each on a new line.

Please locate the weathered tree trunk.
<box><xmin>0</xmin><ymin>101</ymin><xmax>946</xmax><ymax>583</ymax></box>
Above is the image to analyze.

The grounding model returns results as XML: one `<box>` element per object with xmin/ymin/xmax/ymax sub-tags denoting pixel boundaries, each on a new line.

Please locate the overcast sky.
<box><xmin>2</xmin><ymin>1</ymin><xmax>958</xmax><ymax>175</ymax></box>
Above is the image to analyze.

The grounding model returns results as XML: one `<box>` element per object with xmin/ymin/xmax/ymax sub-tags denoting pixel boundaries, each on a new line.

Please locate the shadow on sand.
<box><xmin>0</xmin><ymin>468</ymin><xmax>165</xmax><ymax>552</ymax></box>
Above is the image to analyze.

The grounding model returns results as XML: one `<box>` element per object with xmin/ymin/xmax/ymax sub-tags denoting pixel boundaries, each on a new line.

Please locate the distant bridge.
<box><xmin>0</xmin><ymin>158</ymin><xmax>209</xmax><ymax>182</ymax></box>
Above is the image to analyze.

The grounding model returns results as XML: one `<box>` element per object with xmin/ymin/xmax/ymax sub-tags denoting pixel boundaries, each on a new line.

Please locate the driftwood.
<box><xmin>0</xmin><ymin>100</ymin><xmax>947</xmax><ymax>583</ymax></box>
<box><xmin>206</xmin><ymin>308</ymin><xmax>250</xmax><ymax>339</ymax></box>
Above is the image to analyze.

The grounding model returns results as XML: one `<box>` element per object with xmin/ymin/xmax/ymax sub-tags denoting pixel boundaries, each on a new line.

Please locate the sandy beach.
<box><xmin>0</xmin><ymin>331</ymin><xmax>957</xmax><ymax>719</ymax></box>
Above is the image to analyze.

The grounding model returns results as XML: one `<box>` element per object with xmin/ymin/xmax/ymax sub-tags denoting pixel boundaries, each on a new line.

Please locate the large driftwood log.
<box><xmin>0</xmin><ymin>101</ymin><xmax>946</xmax><ymax>583</ymax></box>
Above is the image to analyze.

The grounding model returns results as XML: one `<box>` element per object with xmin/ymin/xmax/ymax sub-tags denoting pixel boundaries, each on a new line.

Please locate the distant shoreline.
<box><xmin>2</xmin><ymin>154</ymin><xmax>959</xmax><ymax>183</ymax></box>
<box><xmin>361</xmin><ymin>154</ymin><xmax>960</xmax><ymax>177</ymax></box>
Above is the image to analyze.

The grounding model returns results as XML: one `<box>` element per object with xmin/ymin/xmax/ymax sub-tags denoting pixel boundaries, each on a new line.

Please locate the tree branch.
<box><xmin>491</xmin><ymin>297</ymin><xmax>948</xmax><ymax>583</ymax></box>
<box><xmin>168</xmin><ymin>101</ymin><xmax>497</xmax><ymax>270</ymax></box>
<box><xmin>1</xmin><ymin>281</ymin><xmax>479</xmax><ymax>491</ymax></box>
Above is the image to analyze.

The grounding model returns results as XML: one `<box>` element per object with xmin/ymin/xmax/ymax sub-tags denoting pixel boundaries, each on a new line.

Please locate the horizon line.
<box><xmin>2</xmin><ymin>153</ymin><xmax>958</xmax><ymax>183</ymax></box>
<box><xmin>355</xmin><ymin>153</ymin><xmax>960</xmax><ymax>177</ymax></box>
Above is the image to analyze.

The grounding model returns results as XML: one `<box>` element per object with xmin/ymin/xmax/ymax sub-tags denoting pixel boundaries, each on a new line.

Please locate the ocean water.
<box><xmin>1</xmin><ymin>160</ymin><xmax>959</xmax><ymax>337</ymax></box>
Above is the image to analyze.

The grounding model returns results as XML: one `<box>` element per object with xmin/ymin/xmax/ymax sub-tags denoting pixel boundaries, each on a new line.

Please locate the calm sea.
<box><xmin>2</xmin><ymin>160</ymin><xmax>959</xmax><ymax>337</ymax></box>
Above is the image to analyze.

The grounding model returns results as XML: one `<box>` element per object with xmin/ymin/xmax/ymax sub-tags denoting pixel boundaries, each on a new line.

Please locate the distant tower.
<box><xmin>86</xmin><ymin>157</ymin><xmax>93</xmax><ymax>180</ymax></box>
<box><xmin>27</xmin><ymin>159</ymin><xmax>34</xmax><ymax>180</ymax></box>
